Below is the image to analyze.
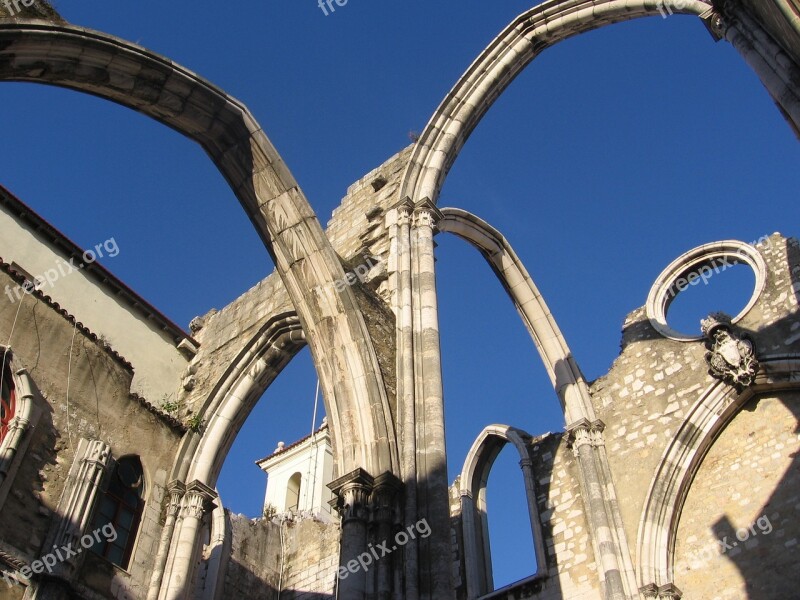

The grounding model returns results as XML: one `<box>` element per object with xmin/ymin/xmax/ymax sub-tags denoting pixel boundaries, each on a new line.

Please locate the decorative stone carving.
<box><xmin>412</xmin><ymin>199</ymin><xmax>443</xmax><ymax>231</ymax></box>
<box><xmin>180</xmin><ymin>480</ymin><xmax>216</xmax><ymax>521</ymax></box>
<box><xmin>370</xmin><ymin>472</ymin><xmax>402</xmax><ymax>525</ymax></box>
<box><xmin>658</xmin><ymin>583</ymin><xmax>683</xmax><ymax>599</ymax></box>
<box><xmin>166</xmin><ymin>480</ymin><xmax>186</xmax><ymax>518</ymax></box>
<box><xmin>700</xmin><ymin>7</ymin><xmax>727</xmax><ymax>41</ymax></box>
<box><xmin>565</xmin><ymin>418</ymin><xmax>606</xmax><ymax>456</ymax></box>
<box><xmin>640</xmin><ymin>583</ymin><xmax>659</xmax><ymax>599</ymax></box>
<box><xmin>329</xmin><ymin>468</ymin><xmax>374</xmax><ymax>524</ymax></box>
<box><xmin>701</xmin><ymin>312</ymin><xmax>758</xmax><ymax>390</ymax></box>
<box><xmin>45</xmin><ymin>438</ymin><xmax>113</xmax><ymax>579</ymax></box>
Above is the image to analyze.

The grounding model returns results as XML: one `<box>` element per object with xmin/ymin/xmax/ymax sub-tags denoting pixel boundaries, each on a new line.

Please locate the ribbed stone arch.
<box><xmin>0</xmin><ymin>21</ymin><xmax>398</xmax><ymax>478</ymax></box>
<box><xmin>458</xmin><ymin>424</ymin><xmax>546</xmax><ymax>599</ymax></box>
<box><xmin>439</xmin><ymin>208</ymin><xmax>594</xmax><ymax>425</ymax></box>
<box><xmin>177</xmin><ymin>313</ymin><xmax>307</xmax><ymax>487</ymax></box>
<box><xmin>636</xmin><ymin>356</ymin><xmax>800</xmax><ymax>595</ymax></box>
<box><xmin>439</xmin><ymin>208</ymin><xmax>638</xmax><ymax>598</ymax></box>
<box><xmin>399</xmin><ymin>0</ymin><xmax>800</xmax><ymax>208</ymax></box>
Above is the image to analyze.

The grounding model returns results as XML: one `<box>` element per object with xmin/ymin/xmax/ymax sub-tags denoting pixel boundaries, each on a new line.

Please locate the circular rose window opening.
<box><xmin>646</xmin><ymin>241</ymin><xmax>767</xmax><ymax>342</ymax></box>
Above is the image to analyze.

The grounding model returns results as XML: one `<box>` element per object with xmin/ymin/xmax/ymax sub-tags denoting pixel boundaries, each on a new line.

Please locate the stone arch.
<box><xmin>438</xmin><ymin>208</ymin><xmax>594</xmax><ymax>425</ymax></box>
<box><xmin>175</xmin><ymin>313</ymin><xmax>307</xmax><ymax>486</ymax></box>
<box><xmin>458</xmin><ymin>424</ymin><xmax>546</xmax><ymax>599</ymax></box>
<box><xmin>636</xmin><ymin>356</ymin><xmax>800</xmax><ymax>594</ymax></box>
<box><xmin>0</xmin><ymin>21</ymin><xmax>398</xmax><ymax>479</ymax></box>
<box><xmin>399</xmin><ymin>0</ymin><xmax>799</xmax><ymax>208</ymax></box>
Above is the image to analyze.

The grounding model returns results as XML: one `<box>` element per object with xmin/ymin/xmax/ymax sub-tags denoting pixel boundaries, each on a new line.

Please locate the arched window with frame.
<box><xmin>0</xmin><ymin>352</ymin><xmax>15</xmax><ymax>445</ymax></box>
<box><xmin>90</xmin><ymin>456</ymin><xmax>144</xmax><ymax>569</ymax></box>
<box><xmin>286</xmin><ymin>472</ymin><xmax>302</xmax><ymax>512</ymax></box>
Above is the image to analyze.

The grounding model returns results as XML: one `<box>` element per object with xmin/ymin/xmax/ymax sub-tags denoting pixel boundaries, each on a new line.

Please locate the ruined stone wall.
<box><xmin>674</xmin><ymin>390</ymin><xmax>800</xmax><ymax>599</ymax></box>
<box><xmin>181</xmin><ymin>147</ymin><xmax>411</xmax><ymax>421</ymax></box>
<box><xmin>222</xmin><ymin>514</ymin><xmax>339</xmax><ymax>600</ymax></box>
<box><xmin>221</xmin><ymin>514</ymin><xmax>281</xmax><ymax>599</ymax></box>
<box><xmin>590</xmin><ymin>234</ymin><xmax>800</xmax><ymax>555</ymax></box>
<box><xmin>0</xmin><ymin>265</ymin><xmax>183</xmax><ymax>600</ymax></box>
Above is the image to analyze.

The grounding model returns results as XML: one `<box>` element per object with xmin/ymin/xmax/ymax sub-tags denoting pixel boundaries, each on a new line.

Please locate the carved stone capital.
<box><xmin>658</xmin><ymin>583</ymin><xmax>683</xmax><ymax>599</ymax></box>
<box><xmin>166</xmin><ymin>480</ymin><xmax>186</xmax><ymax>517</ymax></box>
<box><xmin>700</xmin><ymin>7</ymin><xmax>727</xmax><ymax>41</ymax></box>
<box><xmin>394</xmin><ymin>197</ymin><xmax>415</xmax><ymax>227</ymax></box>
<box><xmin>638</xmin><ymin>582</ymin><xmax>683</xmax><ymax>599</ymax></box>
<box><xmin>370</xmin><ymin>471</ymin><xmax>402</xmax><ymax>525</ymax></box>
<box><xmin>328</xmin><ymin>468</ymin><xmax>374</xmax><ymax>524</ymax></box>
<box><xmin>412</xmin><ymin>198</ymin><xmax>443</xmax><ymax>231</ymax></box>
<box><xmin>565</xmin><ymin>418</ymin><xmax>606</xmax><ymax>456</ymax></box>
<box><xmin>640</xmin><ymin>583</ymin><xmax>659</xmax><ymax>599</ymax></box>
<box><xmin>180</xmin><ymin>480</ymin><xmax>216</xmax><ymax>521</ymax></box>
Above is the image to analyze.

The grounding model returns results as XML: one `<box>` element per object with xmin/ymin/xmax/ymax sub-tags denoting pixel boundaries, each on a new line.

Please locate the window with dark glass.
<box><xmin>90</xmin><ymin>456</ymin><xmax>144</xmax><ymax>568</ymax></box>
<box><xmin>0</xmin><ymin>354</ymin><xmax>15</xmax><ymax>445</ymax></box>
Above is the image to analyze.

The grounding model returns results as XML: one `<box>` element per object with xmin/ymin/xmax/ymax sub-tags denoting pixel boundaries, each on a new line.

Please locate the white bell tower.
<box><xmin>256</xmin><ymin>418</ymin><xmax>335</xmax><ymax>521</ymax></box>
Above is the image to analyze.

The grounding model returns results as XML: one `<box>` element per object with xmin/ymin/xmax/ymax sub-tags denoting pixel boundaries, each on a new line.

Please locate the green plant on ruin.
<box><xmin>160</xmin><ymin>394</ymin><xmax>180</xmax><ymax>414</ymax></box>
<box><xmin>187</xmin><ymin>414</ymin><xmax>205</xmax><ymax>433</ymax></box>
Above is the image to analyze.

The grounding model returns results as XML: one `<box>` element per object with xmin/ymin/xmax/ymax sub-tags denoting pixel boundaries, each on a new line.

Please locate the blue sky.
<box><xmin>2</xmin><ymin>0</ymin><xmax>799</xmax><ymax>589</ymax></box>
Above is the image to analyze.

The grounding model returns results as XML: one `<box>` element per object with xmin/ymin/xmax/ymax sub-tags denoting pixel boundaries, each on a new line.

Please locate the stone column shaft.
<box><xmin>719</xmin><ymin>3</ymin><xmax>800</xmax><ymax>130</ymax></box>
<box><xmin>147</xmin><ymin>481</ymin><xmax>186</xmax><ymax>600</ymax></box>
<box><xmin>159</xmin><ymin>481</ymin><xmax>215</xmax><ymax>600</ymax></box>
<box><xmin>393</xmin><ymin>200</ymin><xmax>420</xmax><ymax>600</ymax></box>
<box><xmin>411</xmin><ymin>201</ymin><xmax>453</xmax><ymax>600</ymax></box>
<box><xmin>329</xmin><ymin>469</ymin><xmax>374</xmax><ymax>600</ymax></box>
<box><xmin>567</xmin><ymin>420</ymin><xmax>629</xmax><ymax>600</ymax></box>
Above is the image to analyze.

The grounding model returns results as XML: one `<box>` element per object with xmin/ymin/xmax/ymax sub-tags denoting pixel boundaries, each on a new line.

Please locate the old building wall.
<box><xmin>0</xmin><ymin>262</ymin><xmax>183</xmax><ymax>600</ymax></box>
<box><xmin>221</xmin><ymin>514</ymin><xmax>338</xmax><ymax>600</ymax></box>
<box><xmin>180</xmin><ymin>147</ymin><xmax>411</xmax><ymax>421</ymax></box>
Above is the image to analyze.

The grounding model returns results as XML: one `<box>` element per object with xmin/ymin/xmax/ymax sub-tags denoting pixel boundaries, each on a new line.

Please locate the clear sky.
<box><xmin>2</xmin><ymin>0</ymin><xmax>799</xmax><ymax>589</ymax></box>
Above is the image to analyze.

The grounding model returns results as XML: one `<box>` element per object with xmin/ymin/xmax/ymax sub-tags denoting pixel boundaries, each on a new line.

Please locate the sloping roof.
<box><xmin>256</xmin><ymin>422</ymin><xmax>329</xmax><ymax>466</ymax></box>
<box><xmin>0</xmin><ymin>184</ymin><xmax>197</xmax><ymax>347</ymax></box>
<box><xmin>0</xmin><ymin>258</ymin><xmax>187</xmax><ymax>433</ymax></box>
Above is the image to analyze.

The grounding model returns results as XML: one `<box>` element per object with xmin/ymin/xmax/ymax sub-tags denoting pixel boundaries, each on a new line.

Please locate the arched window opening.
<box><xmin>0</xmin><ymin>351</ymin><xmax>15</xmax><ymax>444</ymax></box>
<box><xmin>219</xmin><ymin>346</ymin><xmax>334</xmax><ymax>521</ymax></box>
<box><xmin>486</xmin><ymin>445</ymin><xmax>538</xmax><ymax>589</ymax></box>
<box><xmin>286</xmin><ymin>472</ymin><xmax>302</xmax><ymax>512</ymax></box>
<box><xmin>460</xmin><ymin>426</ymin><xmax>546</xmax><ymax>599</ymax></box>
<box><xmin>90</xmin><ymin>456</ymin><xmax>144</xmax><ymax>568</ymax></box>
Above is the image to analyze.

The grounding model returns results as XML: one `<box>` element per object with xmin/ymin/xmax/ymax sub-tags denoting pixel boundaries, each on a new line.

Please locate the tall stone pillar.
<box><xmin>329</xmin><ymin>468</ymin><xmax>374</xmax><ymax>600</ymax></box>
<box><xmin>712</xmin><ymin>2</ymin><xmax>800</xmax><ymax>131</ymax></box>
<box><xmin>566</xmin><ymin>419</ymin><xmax>630</xmax><ymax>600</ymax></box>
<box><xmin>159</xmin><ymin>480</ymin><xmax>216</xmax><ymax>600</ymax></box>
<box><xmin>147</xmin><ymin>481</ymin><xmax>186</xmax><ymax>600</ymax></box>
<box><xmin>410</xmin><ymin>200</ymin><xmax>453</xmax><ymax>600</ymax></box>
<box><xmin>391</xmin><ymin>199</ymin><xmax>420</xmax><ymax>600</ymax></box>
